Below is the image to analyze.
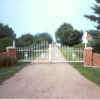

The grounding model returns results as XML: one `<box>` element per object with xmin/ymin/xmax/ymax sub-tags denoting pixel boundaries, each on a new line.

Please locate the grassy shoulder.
<box><xmin>60</xmin><ymin>47</ymin><xmax>100</xmax><ymax>85</ymax></box>
<box><xmin>71</xmin><ymin>63</ymin><xmax>100</xmax><ymax>85</ymax></box>
<box><xmin>0</xmin><ymin>62</ymin><xmax>29</xmax><ymax>85</ymax></box>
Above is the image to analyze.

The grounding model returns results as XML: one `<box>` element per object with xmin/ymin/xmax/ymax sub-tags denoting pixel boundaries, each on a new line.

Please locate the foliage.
<box><xmin>0</xmin><ymin>23</ymin><xmax>16</xmax><ymax>52</ymax></box>
<box><xmin>55</xmin><ymin>23</ymin><xmax>83</xmax><ymax>46</ymax></box>
<box><xmin>88</xmin><ymin>30</ymin><xmax>100</xmax><ymax>53</ymax></box>
<box><xmin>0</xmin><ymin>23</ymin><xmax>16</xmax><ymax>39</ymax></box>
<box><xmin>16</xmin><ymin>33</ymin><xmax>53</xmax><ymax>47</ymax></box>
<box><xmin>73</xmin><ymin>43</ymin><xmax>85</xmax><ymax>49</ymax></box>
<box><xmin>71</xmin><ymin>63</ymin><xmax>100</xmax><ymax>85</ymax></box>
<box><xmin>0</xmin><ymin>56</ymin><xmax>17</xmax><ymax>68</ymax></box>
<box><xmin>0</xmin><ymin>37</ymin><xmax>13</xmax><ymax>52</ymax></box>
<box><xmin>60</xmin><ymin>47</ymin><xmax>83</xmax><ymax>62</ymax></box>
<box><xmin>34</xmin><ymin>33</ymin><xmax>53</xmax><ymax>44</ymax></box>
<box><xmin>0</xmin><ymin>62</ymin><xmax>28</xmax><ymax>84</ymax></box>
<box><xmin>85</xmin><ymin>0</ymin><xmax>100</xmax><ymax>29</ymax></box>
<box><xmin>16</xmin><ymin>33</ymin><xmax>34</xmax><ymax>47</ymax></box>
<box><xmin>61</xmin><ymin>47</ymin><xmax>100</xmax><ymax>85</ymax></box>
<box><xmin>71</xmin><ymin>30</ymin><xmax>83</xmax><ymax>45</ymax></box>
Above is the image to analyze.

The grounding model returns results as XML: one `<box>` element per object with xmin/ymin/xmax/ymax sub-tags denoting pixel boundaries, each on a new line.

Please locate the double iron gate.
<box><xmin>16</xmin><ymin>42</ymin><xmax>84</xmax><ymax>63</ymax></box>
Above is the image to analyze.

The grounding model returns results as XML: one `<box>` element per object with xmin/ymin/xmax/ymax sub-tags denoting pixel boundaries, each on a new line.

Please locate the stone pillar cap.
<box><xmin>6</xmin><ymin>46</ymin><xmax>16</xmax><ymax>49</ymax></box>
<box><xmin>85</xmin><ymin>47</ymin><xmax>93</xmax><ymax>50</ymax></box>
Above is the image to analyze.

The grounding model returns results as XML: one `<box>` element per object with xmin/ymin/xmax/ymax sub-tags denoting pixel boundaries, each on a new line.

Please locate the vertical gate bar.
<box><xmin>47</xmin><ymin>41</ymin><xmax>49</xmax><ymax>60</ymax></box>
<box><xmin>78</xmin><ymin>48</ymin><xmax>79</xmax><ymax>62</ymax></box>
<box><xmin>44</xmin><ymin>40</ymin><xmax>45</xmax><ymax>58</ymax></box>
<box><xmin>33</xmin><ymin>45</ymin><xmax>35</xmax><ymax>63</ymax></box>
<box><xmin>32</xmin><ymin>47</ymin><xmax>34</xmax><ymax>63</ymax></box>
<box><xmin>78</xmin><ymin>48</ymin><xmax>81</xmax><ymax>61</ymax></box>
<box><xmin>39</xmin><ymin>42</ymin><xmax>40</xmax><ymax>59</ymax></box>
<box><xmin>73</xmin><ymin>48</ymin><xmax>76</xmax><ymax>61</ymax></box>
<box><xmin>44</xmin><ymin>40</ymin><xmax>45</xmax><ymax>59</ymax></box>
<box><xmin>37</xmin><ymin>42</ymin><xmax>39</xmax><ymax>64</ymax></box>
<box><xmin>68</xmin><ymin>47</ymin><xmax>69</xmax><ymax>61</ymax></box>
<box><xmin>49</xmin><ymin>44</ymin><xmax>51</xmax><ymax>63</ymax></box>
<box><xmin>29</xmin><ymin>48</ymin><xmax>30</xmax><ymax>60</ymax></box>
<box><xmin>23</xmin><ymin>48</ymin><xmax>25</xmax><ymax>60</ymax></box>
<box><xmin>33</xmin><ymin>46</ymin><xmax>34</xmax><ymax>63</ymax></box>
<box><xmin>70</xmin><ymin>47</ymin><xmax>71</xmax><ymax>62</ymax></box>
<box><xmin>78</xmin><ymin>48</ymin><xmax>80</xmax><ymax>61</ymax></box>
<box><xmin>44</xmin><ymin>40</ymin><xmax>45</xmax><ymax>57</ymax></box>
<box><xmin>35</xmin><ymin>43</ymin><xmax>36</xmax><ymax>61</ymax></box>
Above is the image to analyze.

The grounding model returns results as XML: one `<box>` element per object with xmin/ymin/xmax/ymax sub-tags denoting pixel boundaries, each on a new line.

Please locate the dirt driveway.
<box><xmin>0</xmin><ymin>46</ymin><xmax>100</xmax><ymax>99</ymax></box>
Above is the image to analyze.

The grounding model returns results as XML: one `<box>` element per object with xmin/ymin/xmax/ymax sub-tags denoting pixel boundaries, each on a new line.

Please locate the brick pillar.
<box><xmin>84</xmin><ymin>47</ymin><xmax>93</xmax><ymax>66</ymax></box>
<box><xmin>6</xmin><ymin>47</ymin><xmax>16</xmax><ymax>59</ymax></box>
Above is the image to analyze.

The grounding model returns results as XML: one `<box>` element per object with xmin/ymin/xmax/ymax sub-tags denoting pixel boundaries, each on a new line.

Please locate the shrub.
<box><xmin>87</xmin><ymin>30</ymin><xmax>100</xmax><ymax>54</ymax></box>
<box><xmin>88</xmin><ymin>39</ymin><xmax>100</xmax><ymax>53</ymax></box>
<box><xmin>0</xmin><ymin>56</ymin><xmax>17</xmax><ymax>68</ymax></box>
<box><xmin>73</xmin><ymin>43</ymin><xmax>85</xmax><ymax>49</ymax></box>
<box><xmin>0</xmin><ymin>37</ymin><xmax>13</xmax><ymax>53</ymax></box>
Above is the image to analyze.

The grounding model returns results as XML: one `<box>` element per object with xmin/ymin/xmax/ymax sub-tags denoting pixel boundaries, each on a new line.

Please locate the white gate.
<box><xmin>49</xmin><ymin>43</ymin><xmax>84</xmax><ymax>63</ymax></box>
<box><xmin>16</xmin><ymin>42</ymin><xmax>84</xmax><ymax>63</ymax></box>
<box><xmin>16</xmin><ymin>41</ymin><xmax>49</xmax><ymax>63</ymax></box>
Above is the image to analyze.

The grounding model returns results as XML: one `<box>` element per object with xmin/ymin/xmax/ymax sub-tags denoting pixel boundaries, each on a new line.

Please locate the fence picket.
<box><xmin>16</xmin><ymin>42</ymin><xmax>84</xmax><ymax>63</ymax></box>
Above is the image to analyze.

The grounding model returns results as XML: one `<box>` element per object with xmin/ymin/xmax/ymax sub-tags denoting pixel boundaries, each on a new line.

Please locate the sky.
<box><xmin>0</xmin><ymin>0</ymin><xmax>96</xmax><ymax>41</ymax></box>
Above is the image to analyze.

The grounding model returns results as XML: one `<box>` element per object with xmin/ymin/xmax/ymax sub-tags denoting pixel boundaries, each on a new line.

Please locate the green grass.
<box><xmin>71</xmin><ymin>63</ymin><xmax>100</xmax><ymax>85</ymax></box>
<box><xmin>60</xmin><ymin>47</ymin><xmax>100</xmax><ymax>85</ymax></box>
<box><xmin>60</xmin><ymin>47</ymin><xmax>83</xmax><ymax>61</ymax></box>
<box><xmin>0</xmin><ymin>62</ymin><xmax>29</xmax><ymax>84</ymax></box>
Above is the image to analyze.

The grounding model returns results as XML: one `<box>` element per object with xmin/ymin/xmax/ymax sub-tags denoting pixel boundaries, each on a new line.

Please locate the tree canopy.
<box><xmin>16</xmin><ymin>34</ymin><xmax>34</xmax><ymax>47</ymax></box>
<box><xmin>16</xmin><ymin>32</ymin><xmax>53</xmax><ymax>47</ymax></box>
<box><xmin>34</xmin><ymin>33</ymin><xmax>53</xmax><ymax>44</ymax></box>
<box><xmin>85</xmin><ymin>0</ymin><xmax>100</xmax><ymax>29</ymax></box>
<box><xmin>85</xmin><ymin>0</ymin><xmax>100</xmax><ymax>53</ymax></box>
<box><xmin>55</xmin><ymin>23</ymin><xmax>83</xmax><ymax>46</ymax></box>
<box><xmin>0</xmin><ymin>23</ymin><xmax>16</xmax><ymax>52</ymax></box>
<box><xmin>0</xmin><ymin>23</ymin><xmax>16</xmax><ymax>39</ymax></box>
<box><xmin>88</xmin><ymin>30</ymin><xmax>100</xmax><ymax>53</ymax></box>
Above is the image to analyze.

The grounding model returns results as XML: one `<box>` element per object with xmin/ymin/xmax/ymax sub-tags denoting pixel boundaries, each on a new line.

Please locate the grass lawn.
<box><xmin>0</xmin><ymin>62</ymin><xmax>29</xmax><ymax>85</ymax></box>
<box><xmin>60</xmin><ymin>47</ymin><xmax>83</xmax><ymax>61</ymax></box>
<box><xmin>71</xmin><ymin>63</ymin><xmax>100</xmax><ymax>86</ymax></box>
<box><xmin>60</xmin><ymin>47</ymin><xmax>100</xmax><ymax>85</ymax></box>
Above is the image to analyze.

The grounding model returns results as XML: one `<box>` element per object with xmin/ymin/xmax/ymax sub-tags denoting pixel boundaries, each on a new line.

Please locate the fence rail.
<box><xmin>16</xmin><ymin>42</ymin><xmax>84</xmax><ymax>63</ymax></box>
<box><xmin>60</xmin><ymin>46</ymin><xmax>84</xmax><ymax>63</ymax></box>
<box><xmin>16</xmin><ymin>41</ymin><xmax>49</xmax><ymax>62</ymax></box>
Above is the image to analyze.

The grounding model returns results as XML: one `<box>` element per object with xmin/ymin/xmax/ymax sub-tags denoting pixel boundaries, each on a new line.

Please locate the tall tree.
<box><xmin>87</xmin><ymin>30</ymin><xmax>100</xmax><ymax>53</ymax></box>
<box><xmin>0</xmin><ymin>23</ymin><xmax>16</xmax><ymax>52</ymax></box>
<box><xmin>85</xmin><ymin>0</ymin><xmax>100</xmax><ymax>29</ymax></box>
<box><xmin>55</xmin><ymin>23</ymin><xmax>82</xmax><ymax>46</ymax></box>
<box><xmin>85</xmin><ymin>0</ymin><xmax>100</xmax><ymax>53</ymax></box>
<box><xmin>0</xmin><ymin>23</ymin><xmax>16</xmax><ymax>39</ymax></box>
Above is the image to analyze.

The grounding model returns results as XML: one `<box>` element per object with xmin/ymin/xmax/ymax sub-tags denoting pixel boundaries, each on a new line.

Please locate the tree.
<box><xmin>0</xmin><ymin>23</ymin><xmax>16</xmax><ymax>52</ymax></box>
<box><xmin>0</xmin><ymin>23</ymin><xmax>16</xmax><ymax>39</ymax></box>
<box><xmin>0</xmin><ymin>37</ymin><xmax>13</xmax><ymax>52</ymax></box>
<box><xmin>55</xmin><ymin>23</ymin><xmax>83</xmax><ymax>46</ymax></box>
<box><xmin>71</xmin><ymin>30</ymin><xmax>83</xmax><ymax>45</ymax></box>
<box><xmin>85</xmin><ymin>0</ymin><xmax>100</xmax><ymax>53</ymax></box>
<box><xmin>55</xmin><ymin>23</ymin><xmax>73</xmax><ymax>45</ymax></box>
<box><xmin>16</xmin><ymin>33</ymin><xmax>34</xmax><ymax>47</ymax></box>
<box><xmin>88</xmin><ymin>30</ymin><xmax>100</xmax><ymax>53</ymax></box>
<box><xmin>34</xmin><ymin>33</ymin><xmax>53</xmax><ymax>43</ymax></box>
<box><xmin>85</xmin><ymin>0</ymin><xmax>100</xmax><ymax>29</ymax></box>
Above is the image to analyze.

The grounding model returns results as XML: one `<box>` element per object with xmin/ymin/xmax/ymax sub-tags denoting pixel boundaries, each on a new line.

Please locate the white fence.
<box><xmin>16</xmin><ymin>42</ymin><xmax>84</xmax><ymax>63</ymax></box>
<box><xmin>60</xmin><ymin>46</ymin><xmax>84</xmax><ymax>63</ymax></box>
